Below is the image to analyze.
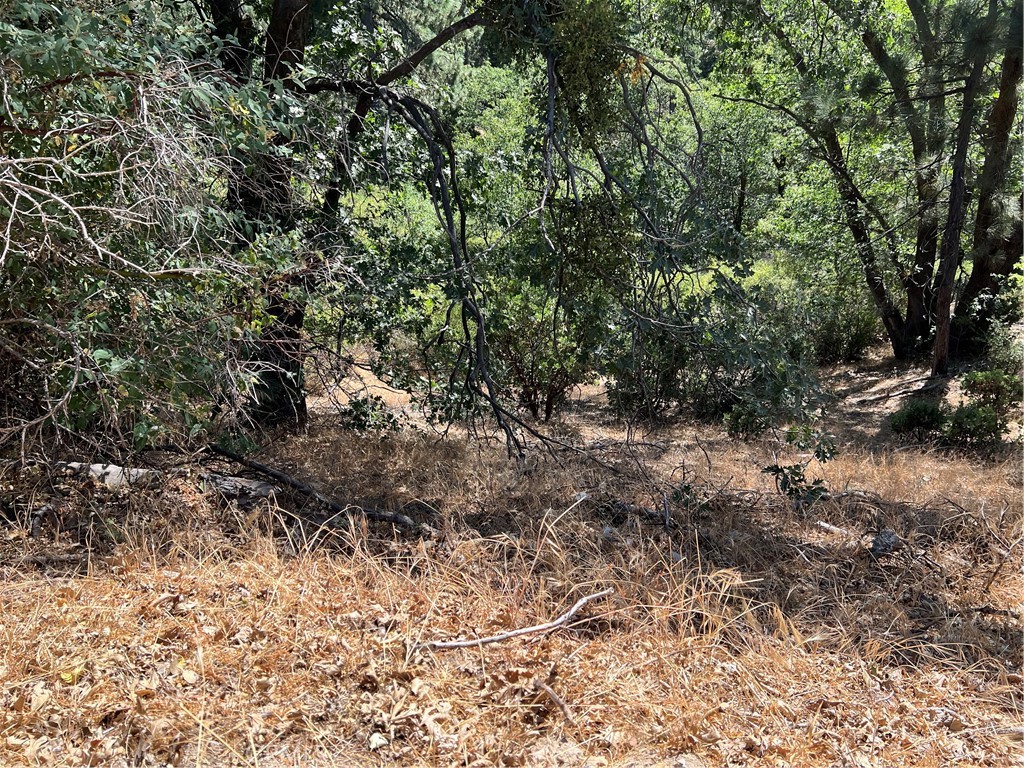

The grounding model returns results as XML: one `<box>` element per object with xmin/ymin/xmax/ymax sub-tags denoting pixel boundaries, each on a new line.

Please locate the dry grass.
<box><xmin>1</xmin><ymin>409</ymin><xmax>1022</xmax><ymax>767</ymax></box>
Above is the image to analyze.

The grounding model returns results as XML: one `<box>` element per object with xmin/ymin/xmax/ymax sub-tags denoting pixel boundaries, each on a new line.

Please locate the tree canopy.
<box><xmin>1</xmin><ymin>0</ymin><xmax>1020</xmax><ymax>451</ymax></box>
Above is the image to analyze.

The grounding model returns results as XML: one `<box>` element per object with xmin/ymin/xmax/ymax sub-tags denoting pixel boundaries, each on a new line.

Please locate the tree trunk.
<box><xmin>245</xmin><ymin>0</ymin><xmax>313</xmax><ymax>430</ymax></box>
<box><xmin>207</xmin><ymin>5</ymin><xmax>488</xmax><ymax>430</ymax></box>
<box><xmin>953</xmin><ymin>0</ymin><xmax>1023</xmax><ymax>345</ymax></box>
<box><xmin>859</xmin><ymin>17</ymin><xmax>941</xmax><ymax>349</ymax></box>
<box><xmin>247</xmin><ymin>292</ymin><xmax>309</xmax><ymax>428</ymax></box>
<box><xmin>932</xmin><ymin>0</ymin><xmax>996</xmax><ymax>376</ymax></box>
<box><xmin>766</xmin><ymin>10</ymin><xmax>914</xmax><ymax>358</ymax></box>
<box><xmin>822</xmin><ymin>132</ymin><xmax>912</xmax><ymax>358</ymax></box>
<box><xmin>733</xmin><ymin>167</ymin><xmax>747</xmax><ymax>234</ymax></box>
<box><xmin>207</xmin><ymin>0</ymin><xmax>311</xmax><ymax>430</ymax></box>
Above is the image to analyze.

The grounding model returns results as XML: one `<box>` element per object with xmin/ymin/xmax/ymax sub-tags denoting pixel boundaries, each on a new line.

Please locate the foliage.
<box><xmin>485</xmin><ymin>0</ymin><xmax>627</xmax><ymax>134</ymax></box>
<box><xmin>0</xmin><ymin>0</ymin><xmax>292</xmax><ymax>447</ymax></box>
<box><xmin>609</xmin><ymin>275</ymin><xmax>823</xmax><ymax>435</ymax></box>
<box><xmin>337</xmin><ymin>394</ymin><xmax>402</xmax><ymax>434</ymax></box>
<box><xmin>485</xmin><ymin>284</ymin><xmax>597</xmax><ymax>421</ymax></box>
<box><xmin>942</xmin><ymin>369</ymin><xmax>1022</xmax><ymax>446</ymax></box>
<box><xmin>890</xmin><ymin>399</ymin><xmax>948</xmax><ymax>441</ymax></box>
<box><xmin>891</xmin><ymin>370</ymin><xmax>1020</xmax><ymax>447</ymax></box>
<box><xmin>705</xmin><ymin>0</ymin><xmax>1023</xmax><ymax>363</ymax></box>
<box><xmin>984</xmin><ymin>320</ymin><xmax>1024</xmax><ymax>381</ymax></box>
<box><xmin>762</xmin><ymin>427</ymin><xmax>835</xmax><ymax>505</ymax></box>
<box><xmin>942</xmin><ymin>403</ymin><xmax>1003</xmax><ymax>447</ymax></box>
<box><xmin>15</xmin><ymin>0</ymin><xmax>1002</xmax><ymax>451</ymax></box>
<box><xmin>748</xmin><ymin>170</ymin><xmax>882</xmax><ymax>364</ymax></box>
<box><xmin>962</xmin><ymin>370</ymin><xmax>1021</xmax><ymax>414</ymax></box>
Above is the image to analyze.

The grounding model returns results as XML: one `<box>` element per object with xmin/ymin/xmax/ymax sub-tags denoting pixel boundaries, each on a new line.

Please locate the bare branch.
<box><xmin>420</xmin><ymin>588</ymin><xmax>614</xmax><ymax>651</ymax></box>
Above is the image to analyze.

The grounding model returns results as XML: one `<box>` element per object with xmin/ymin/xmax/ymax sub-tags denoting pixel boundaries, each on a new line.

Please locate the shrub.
<box><xmin>747</xmin><ymin>182</ymin><xmax>883</xmax><ymax>365</ymax></box>
<box><xmin>761</xmin><ymin>428</ymin><xmax>835</xmax><ymax>505</ymax></box>
<box><xmin>940</xmin><ymin>369</ymin><xmax>1021</xmax><ymax>446</ymax></box>
<box><xmin>338</xmin><ymin>394</ymin><xmax>401</xmax><ymax>434</ymax></box>
<box><xmin>606</xmin><ymin>324</ymin><xmax>690</xmax><ymax>419</ymax></box>
<box><xmin>608</xmin><ymin>279</ymin><xmax>823</xmax><ymax>434</ymax></box>
<box><xmin>890</xmin><ymin>399</ymin><xmax>947</xmax><ymax>440</ymax></box>
<box><xmin>723</xmin><ymin>403</ymin><xmax>774</xmax><ymax>438</ymax></box>
<box><xmin>485</xmin><ymin>284</ymin><xmax>601</xmax><ymax>422</ymax></box>
<box><xmin>962</xmin><ymin>370</ymin><xmax>1020</xmax><ymax>415</ymax></box>
<box><xmin>985</xmin><ymin>322</ymin><xmax>1024</xmax><ymax>380</ymax></box>
<box><xmin>891</xmin><ymin>370</ymin><xmax>1018</xmax><ymax>447</ymax></box>
<box><xmin>943</xmin><ymin>403</ymin><xmax>1002</xmax><ymax>446</ymax></box>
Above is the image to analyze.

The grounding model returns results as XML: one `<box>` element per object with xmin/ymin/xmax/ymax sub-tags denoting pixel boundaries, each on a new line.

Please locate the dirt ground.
<box><xmin>1</xmin><ymin>350</ymin><xmax>1021</xmax><ymax>767</ymax></box>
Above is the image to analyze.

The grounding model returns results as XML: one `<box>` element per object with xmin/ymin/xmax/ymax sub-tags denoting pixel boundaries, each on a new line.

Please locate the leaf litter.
<box><xmin>0</xmin><ymin>419</ymin><xmax>1021</xmax><ymax>767</ymax></box>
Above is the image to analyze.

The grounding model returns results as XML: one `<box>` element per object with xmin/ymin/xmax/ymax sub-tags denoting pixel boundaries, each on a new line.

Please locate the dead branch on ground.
<box><xmin>208</xmin><ymin>444</ymin><xmax>417</xmax><ymax>531</ymax></box>
<box><xmin>420</xmin><ymin>587</ymin><xmax>614</xmax><ymax>651</ymax></box>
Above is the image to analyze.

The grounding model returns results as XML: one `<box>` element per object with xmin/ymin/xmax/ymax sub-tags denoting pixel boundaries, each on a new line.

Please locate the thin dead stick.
<box><xmin>535</xmin><ymin>681</ymin><xmax>574</xmax><ymax>724</ymax></box>
<box><xmin>983</xmin><ymin>534</ymin><xmax>1022</xmax><ymax>593</ymax></box>
<box><xmin>420</xmin><ymin>588</ymin><xmax>614</xmax><ymax>651</ymax></box>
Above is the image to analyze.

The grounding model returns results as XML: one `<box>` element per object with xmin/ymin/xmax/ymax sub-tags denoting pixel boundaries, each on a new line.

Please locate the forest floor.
<box><xmin>1</xmin><ymin>351</ymin><xmax>1022</xmax><ymax>767</ymax></box>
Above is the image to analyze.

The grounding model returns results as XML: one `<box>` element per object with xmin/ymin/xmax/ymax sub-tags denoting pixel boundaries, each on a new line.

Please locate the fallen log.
<box><xmin>56</xmin><ymin>462</ymin><xmax>163</xmax><ymax>488</ymax></box>
<box><xmin>200</xmin><ymin>472</ymin><xmax>278</xmax><ymax>507</ymax></box>
<box><xmin>207</xmin><ymin>445</ymin><xmax>418</xmax><ymax>531</ymax></box>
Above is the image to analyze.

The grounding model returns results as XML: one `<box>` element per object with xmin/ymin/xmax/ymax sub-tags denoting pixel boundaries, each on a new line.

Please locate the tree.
<box><xmin>0</xmin><ymin>0</ymin><xmax>278</xmax><ymax>446</ymax></box>
<box><xmin>2</xmin><ymin>0</ymin><xmax>844</xmax><ymax>447</ymax></box>
<box><xmin>707</xmin><ymin>0</ymin><xmax>1023</xmax><ymax>362</ymax></box>
<box><xmin>950</xmin><ymin>0</ymin><xmax>1023</xmax><ymax>348</ymax></box>
<box><xmin>199</xmin><ymin>0</ymin><xmax>641</xmax><ymax>441</ymax></box>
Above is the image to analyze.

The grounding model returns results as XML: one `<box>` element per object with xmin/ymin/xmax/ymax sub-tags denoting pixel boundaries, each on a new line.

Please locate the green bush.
<box><xmin>985</xmin><ymin>322</ymin><xmax>1024</xmax><ymax>380</ymax></box>
<box><xmin>890</xmin><ymin>399</ymin><xmax>947</xmax><ymax>440</ymax></box>
<box><xmin>608</xmin><ymin>280</ymin><xmax>823</xmax><ymax>435</ymax></box>
<box><xmin>939</xmin><ymin>369</ymin><xmax>1021</xmax><ymax>446</ymax></box>
<box><xmin>747</xmin><ymin>179</ymin><xmax>883</xmax><ymax>365</ymax></box>
<box><xmin>891</xmin><ymin>370</ymin><xmax>1018</xmax><ymax>447</ymax></box>
<box><xmin>962</xmin><ymin>370</ymin><xmax>1021</xmax><ymax>414</ymax></box>
<box><xmin>338</xmin><ymin>394</ymin><xmax>401</xmax><ymax>434</ymax></box>
<box><xmin>943</xmin><ymin>403</ymin><xmax>1003</xmax><ymax>446</ymax></box>
<box><xmin>761</xmin><ymin>428</ymin><xmax>835</xmax><ymax>504</ymax></box>
<box><xmin>0</xmin><ymin>1</ymin><xmax>287</xmax><ymax>447</ymax></box>
<box><xmin>606</xmin><ymin>325</ymin><xmax>690</xmax><ymax>419</ymax></box>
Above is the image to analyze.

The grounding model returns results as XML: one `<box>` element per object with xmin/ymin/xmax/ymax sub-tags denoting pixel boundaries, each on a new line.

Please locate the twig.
<box><xmin>420</xmin><ymin>587</ymin><xmax>614</xmax><ymax>651</ymax></box>
<box><xmin>535</xmin><ymin>681</ymin><xmax>574</xmax><ymax>724</ymax></box>
<box><xmin>983</xmin><ymin>534</ymin><xmax>1022</xmax><ymax>593</ymax></box>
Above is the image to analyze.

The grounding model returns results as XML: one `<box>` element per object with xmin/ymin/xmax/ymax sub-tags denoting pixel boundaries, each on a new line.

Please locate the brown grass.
<box><xmin>1</xmin><ymin>412</ymin><xmax>1022</xmax><ymax>767</ymax></box>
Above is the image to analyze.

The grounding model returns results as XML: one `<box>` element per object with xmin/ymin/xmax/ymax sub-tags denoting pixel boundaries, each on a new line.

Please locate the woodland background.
<box><xmin>0</xmin><ymin>1</ymin><xmax>1022</xmax><ymax>766</ymax></box>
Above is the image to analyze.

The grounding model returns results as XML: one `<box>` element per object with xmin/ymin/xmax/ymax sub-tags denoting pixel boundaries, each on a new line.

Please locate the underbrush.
<box><xmin>0</xmin><ymin>428</ymin><xmax>1021</xmax><ymax>767</ymax></box>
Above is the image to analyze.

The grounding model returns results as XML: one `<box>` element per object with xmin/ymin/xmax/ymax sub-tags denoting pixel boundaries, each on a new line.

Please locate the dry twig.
<box><xmin>420</xmin><ymin>587</ymin><xmax>614</xmax><ymax>651</ymax></box>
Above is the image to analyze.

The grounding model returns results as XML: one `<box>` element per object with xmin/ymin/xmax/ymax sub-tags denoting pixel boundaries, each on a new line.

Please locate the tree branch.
<box><xmin>207</xmin><ymin>444</ymin><xmax>418</xmax><ymax>530</ymax></box>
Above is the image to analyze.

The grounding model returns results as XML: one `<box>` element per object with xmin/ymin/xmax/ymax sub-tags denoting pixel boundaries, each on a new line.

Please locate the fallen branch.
<box><xmin>983</xmin><ymin>534</ymin><xmax>1022</xmax><ymax>593</ymax></box>
<box><xmin>21</xmin><ymin>553</ymin><xmax>89</xmax><ymax>567</ymax></box>
<box><xmin>535</xmin><ymin>680</ymin><xmax>574</xmax><ymax>724</ymax></box>
<box><xmin>207</xmin><ymin>445</ymin><xmax>417</xmax><ymax>531</ymax></box>
<box><xmin>420</xmin><ymin>587</ymin><xmax>614</xmax><ymax>651</ymax></box>
<box><xmin>855</xmin><ymin>377</ymin><xmax>943</xmax><ymax>404</ymax></box>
